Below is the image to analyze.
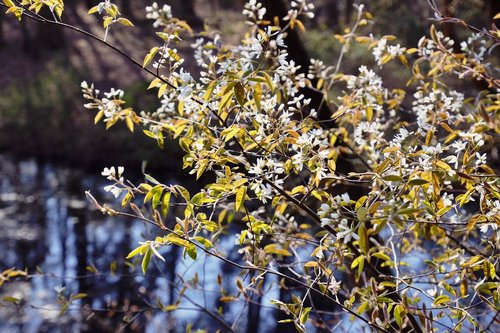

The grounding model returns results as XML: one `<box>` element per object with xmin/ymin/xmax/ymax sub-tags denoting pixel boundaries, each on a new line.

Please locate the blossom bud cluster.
<box><xmin>82</xmin><ymin>82</ymin><xmax>127</xmax><ymax>124</ymax></box>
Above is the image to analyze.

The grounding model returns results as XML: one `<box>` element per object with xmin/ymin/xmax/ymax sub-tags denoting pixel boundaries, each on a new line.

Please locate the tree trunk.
<box><xmin>179</xmin><ymin>0</ymin><xmax>203</xmax><ymax>28</ymax></box>
<box><xmin>440</xmin><ymin>0</ymin><xmax>460</xmax><ymax>52</ymax></box>
<box><xmin>245</xmin><ymin>274</ymin><xmax>263</xmax><ymax>333</ymax></box>
<box><xmin>0</xmin><ymin>13</ymin><xmax>4</xmax><ymax>47</ymax></box>
<box><xmin>323</xmin><ymin>0</ymin><xmax>340</xmax><ymax>29</ymax></box>
<box><xmin>261</xmin><ymin>0</ymin><xmax>331</xmax><ymax>123</ymax></box>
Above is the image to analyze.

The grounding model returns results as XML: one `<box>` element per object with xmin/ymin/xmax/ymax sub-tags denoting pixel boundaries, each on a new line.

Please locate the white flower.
<box><xmin>328</xmin><ymin>277</ymin><xmax>342</xmax><ymax>295</ymax></box>
<box><xmin>101</xmin><ymin>166</ymin><xmax>116</xmax><ymax>179</ymax></box>
<box><xmin>101</xmin><ymin>166</ymin><xmax>124</xmax><ymax>180</ymax></box>
<box><xmin>104</xmin><ymin>185</ymin><xmax>123</xmax><ymax>198</ymax></box>
<box><xmin>341</xmin><ymin>193</ymin><xmax>350</xmax><ymax>205</ymax></box>
<box><xmin>479</xmin><ymin>222</ymin><xmax>498</xmax><ymax>234</ymax></box>
<box><xmin>249</xmin><ymin>158</ymin><xmax>266</xmax><ymax>175</ymax></box>
<box><xmin>337</xmin><ymin>219</ymin><xmax>359</xmax><ymax>244</ymax></box>
<box><xmin>427</xmin><ymin>287</ymin><xmax>437</xmax><ymax>297</ymax></box>
<box><xmin>372</xmin><ymin>38</ymin><xmax>387</xmax><ymax>65</ymax></box>
<box><xmin>54</xmin><ymin>284</ymin><xmax>66</xmax><ymax>294</ymax></box>
<box><xmin>475</xmin><ymin>153</ymin><xmax>487</xmax><ymax>166</ymax></box>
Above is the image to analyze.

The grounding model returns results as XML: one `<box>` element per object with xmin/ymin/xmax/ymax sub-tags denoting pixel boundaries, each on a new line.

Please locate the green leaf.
<box><xmin>358</xmin><ymin>223</ymin><xmax>368</xmax><ymax>254</ymax></box>
<box><xmin>58</xmin><ymin>303</ymin><xmax>69</xmax><ymax>317</ymax></box>
<box><xmin>144</xmin><ymin>173</ymin><xmax>161</xmax><ymax>185</ymax></box>
<box><xmin>2</xmin><ymin>296</ymin><xmax>21</xmax><ymax>304</ymax></box>
<box><xmin>299</xmin><ymin>307</ymin><xmax>311</xmax><ymax>325</ymax></box>
<box><xmin>174</xmin><ymin>185</ymin><xmax>191</xmax><ymax>201</ymax></box>
<box><xmin>394</xmin><ymin>304</ymin><xmax>404</xmax><ymax>327</ymax></box>
<box><xmin>186</xmin><ymin>246</ymin><xmax>197</xmax><ymax>260</ymax></box>
<box><xmin>194</xmin><ymin>236</ymin><xmax>213</xmax><ymax>249</ymax></box>
<box><xmin>483</xmin><ymin>260</ymin><xmax>496</xmax><ymax>279</ymax></box>
<box><xmin>234</xmin><ymin>82</ymin><xmax>246</xmax><ymax>106</ymax></box>
<box><xmin>126</xmin><ymin>244</ymin><xmax>148</xmax><ymax>259</ymax></box>
<box><xmin>357</xmin><ymin>207</ymin><xmax>368</xmax><ymax>221</ymax></box>
<box><xmin>351</xmin><ymin>255</ymin><xmax>362</xmax><ymax>269</ymax></box>
<box><xmin>408</xmin><ymin>178</ymin><xmax>429</xmax><ymax>186</ymax></box>
<box><xmin>239</xmin><ymin>230</ymin><xmax>248</xmax><ymax>245</ymax></box>
<box><xmin>294</xmin><ymin>323</ymin><xmax>305</xmax><ymax>333</ymax></box>
<box><xmin>152</xmin><ymin>186</ymin><xmax>163</xmax><ymax>209</ymax></box>
<box><xmin>357</xmin><ymin>301</ymin><xmax>370</xmax><ymax>315</ymax></box>
<box><xmin>161</xmin><ymin>192</ymin><xmax>171</xmax><ymax>217</ymax></box>
<box><xmin>398</xmin><ymin>207</ymin><xmax>423</xmax><ymax>215</ymax></box>
<box><xmin>70</xmin><ymin>293</ymin><xmax>87</xmax><ymax>301</ymax></box>
<box><xmin>264</xmin><ymin>244</ymin><xmax>292</xmax><ymax>256</ymax></box>
<box><xmin>433</xmin><ymin>295</ymin><xmax>450</xmax><ymax>306</ymax></box>
<box><xmin>141</xmin><ymin>248</ymin><xmax>153</xmax><ymax>274</ymax></box>
<box><xmin>382</xmin><ymin>174</ymin><xmax>403</xmax><ymax>182</ymax></box>
<box><xmin>166</xmin><ymin>234</ymin><xmax>191</xmax><ymax>248</ymax></box>
<box><xmin>372</xmin><ymin>252</ymin><xmax>391</xmax><ymax>262</ymax></box>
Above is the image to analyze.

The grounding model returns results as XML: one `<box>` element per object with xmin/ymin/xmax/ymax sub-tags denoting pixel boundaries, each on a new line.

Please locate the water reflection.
<box><xmin>0</xmin><ymin>155</ymin><xmax>285</xmax><ymax>333</ymax></box>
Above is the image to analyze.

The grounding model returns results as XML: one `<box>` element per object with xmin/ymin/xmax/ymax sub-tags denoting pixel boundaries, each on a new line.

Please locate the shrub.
<box><xmin>3</xmin><ymin>1</ymin><xmax>499</xmax><ymax>332</ymax></box>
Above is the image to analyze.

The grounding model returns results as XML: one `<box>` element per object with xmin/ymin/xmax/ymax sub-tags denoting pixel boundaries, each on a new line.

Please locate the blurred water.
<box><xmin>0</xmin><ymin>155</ymin><xmax>284</xmax><ymax>333</ymax></box>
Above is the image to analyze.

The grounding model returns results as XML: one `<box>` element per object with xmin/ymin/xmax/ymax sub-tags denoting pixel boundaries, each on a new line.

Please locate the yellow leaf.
<box><xmin>303</xmin><ymin>261</ymin><xmax>318</xmax><ymax>268</ymax></box>
<box><xmin>158</xmin><ymin>83</ymin><xmax>169</xmax><ymax>98</ymax></box>
<box><xmin>3</xmin><ymin>0</ymin><xmax>15</xmax><ymax>7</ymax></box>
<box><xmin>126</xmin><ymin>244</ymin><xmax>148</xmax><ymax>259</ymax></box>
<box><xmin>295</xmin><ymin>19</ymin><xmax>306</xmax><ymax>33</ymax></box>
<box><xmin>143</xmin><ymin>47</ymin><xmax>159</xmax><ymax>68</ymax></box>
<box><xmin>87</xmin><ymin>5</ymin><xmax>99</xmax><ymax>14</ymax></box>
<box><xmin>219</xmin><ymin>90</ymin><xmax>234</xmax><ymax>112</ymax></box>
<box><xmin>103</xmin><ymin>16</ymin><xmax>114</xmax><ymax>28</ymax></box>
<box><xmin>262</xmin><ymin>71</ymin><xmax>274</xmax><ymax>91</ymax></box>
<box><xmin>147</xmin><ymin>77</ymin><xmax>162</xmax><ymax>90</ymax></box>
<box><xmin>253</xmin><ymin>83</ymin><xmax>262</xmax><ymax>111</ymax></box>
<box><xmin>235</xmin><ymin>186</ymin><xmax>246</xmax><ymax>212</ymax></box>
<box><xmin>204</xmin><ymin>80</ymin><xmax>217</xmax><ymax>101</ymax></box>
<box><xmin>117</xmin><ymin>17</ymin><xmax>134</xmax><ymax>26</ymax></box>
<box><xmin>358</xmin><ymin>223</ymin><xmax>368</xmax><ymax>254</ymax></box>
<box><xmin>433</xmin><ymin>295</ymin><xmax>450</xmax><ymax>306</ymax></box>
<box><xmin>434</xmin><ymin>160</ymin><xmax>451</xmax><ymax>171</ymax></box>
<box><xmin>125</xmin><ymin>117</ymin><xmax>134</xmax><ymax>132</ymax></box>
<box><xmin>221</xmin><ymin>126</ymin><xmax>241</xmax><ymax>142</ymax></box>
<box><xmin>264</xmin><ymin>244</ymin><xmax>292</xmax><ymax>256</ymax></box>
<box><xmin>94</xmin><ymin>110</ymin><xmax>104</xmax><ymax>124</ymax></box>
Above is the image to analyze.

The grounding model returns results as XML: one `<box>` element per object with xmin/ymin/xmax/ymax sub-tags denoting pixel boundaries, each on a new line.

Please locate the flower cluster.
<box><xmin>460</xmin><ymin>33</ymin><xmax>488</xmax><ymax>63</ymax></box>
<box><xmin>242</xmin><ymin>0</ymin><xmax>266</xmax><ymax>23</ymax></box>
<box><xmin>145</xmin><ymin>2</ymin><xmax>172</xmax><ymax>28</ymax></box>
<box><xmin>283</xmin><ymin>0</ymin><xmax>315</xmax><ymax>21</ymax></box>
<box><xmin>371</xmin><ymin>37</ymin><xmax>406</xmax><ymax>66</ymax></box>
<box><xmin>101</xmin><ymin>166</ymin><xmax>125</xmax><ymax>198</ymax></box>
